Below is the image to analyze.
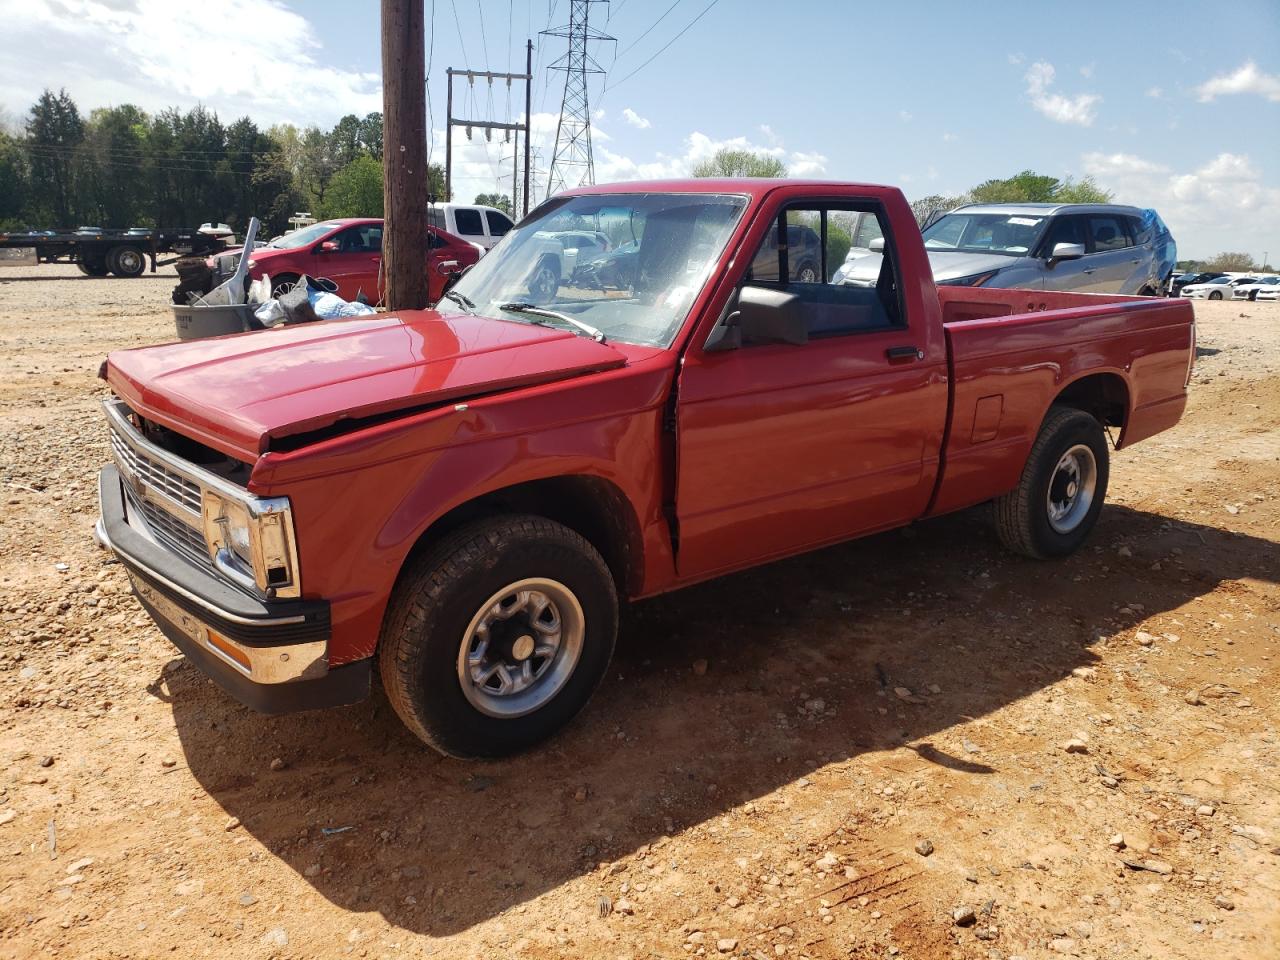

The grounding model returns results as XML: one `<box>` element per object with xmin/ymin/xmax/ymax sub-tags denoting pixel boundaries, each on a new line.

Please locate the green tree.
<box><xmin>25</xmin><ymin>88</ymin><xmax>84</xmax><ymax>225</ymax></box>
<box><xmin>320</xmin><ymin>154</ymin><xmax>383</xmax><ymax>218</ymax></box>
<box><xmin>474</xmin><ymin>192</ymin><xmax>512</xmax><ymax>215</ymax></box>
<box><xmin>79</xmin><ymin>104</ymin><xmax>150</xmax><ymax>227</ymax></box>
<box><xmin>1204</xmin><ymin>251</ymin><xmax>1256</xmax><ymax>271</ymax></box>
<box><xmin>691</xmin><ymin>148</ymin><xmax>787</xmax><ymax>178</ymax></box>
<box><xmin>427</xmin><ymin>162</ymin><xmax>447</xmax><ymax>201</ymax></box>
<box><xmin>358</xmin><ymin>112</ymin><xmax>383</xmax><ymax>160</ymax></box>
<box><xmin>0</xmin><ymin>130</ymin><xmax>29</xmax><ymax>228</ymax></box>
<box><xmin>969</xmin><ymin>169</ymin><xmax>1113</xmax><ymax>204</ymax></box>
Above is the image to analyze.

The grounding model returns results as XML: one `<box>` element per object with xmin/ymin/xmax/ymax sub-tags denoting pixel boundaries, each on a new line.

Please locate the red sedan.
<box><xmin>221</xmin><ymin>218</ymin><xmax>482</xmax><ymax>304</ymax></box>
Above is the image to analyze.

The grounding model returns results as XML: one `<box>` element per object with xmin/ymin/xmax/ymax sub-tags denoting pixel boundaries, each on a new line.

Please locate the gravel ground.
<box><xmin>0</xmin><ymin>264</ymin><xmax>1277</xmax><ymax>959</ymax></box>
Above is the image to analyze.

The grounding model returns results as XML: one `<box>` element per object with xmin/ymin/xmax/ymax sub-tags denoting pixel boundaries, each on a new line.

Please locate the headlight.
<box><xmin>201</xmin><ymin>491</ymin><xmax>298</xmax><ymax>597</ymax></box>
<box><xmin>937</xmin><ymin>270</ymin><xmax>999</xmax><ymax>287</ymax></box>
<box><xmin>246</xmin><ymin>257</ymin><xmax>257</xmax><ymax>270</ymax></box>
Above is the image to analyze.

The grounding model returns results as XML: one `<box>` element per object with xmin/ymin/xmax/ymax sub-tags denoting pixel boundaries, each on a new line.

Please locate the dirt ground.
<box><xmin>0</xmin><ymin>264</ymin><xmax>1276</xmax><ymax>960</ymax></box>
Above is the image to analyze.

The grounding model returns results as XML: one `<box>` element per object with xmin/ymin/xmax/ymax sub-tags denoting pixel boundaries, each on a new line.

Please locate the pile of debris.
<box><xmin>169</xmin><ymin>217</ymin><xmax>374</xmax><ymax>341</ymax></box>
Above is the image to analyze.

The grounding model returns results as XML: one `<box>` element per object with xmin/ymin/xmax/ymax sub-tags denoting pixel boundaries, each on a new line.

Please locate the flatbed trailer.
<box><xmin>0</xmin><ymin>227</ymin><xmax>230</xmax><ymax>277</ymax></box>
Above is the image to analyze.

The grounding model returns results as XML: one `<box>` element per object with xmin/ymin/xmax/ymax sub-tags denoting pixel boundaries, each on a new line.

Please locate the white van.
<box><xmin>427</xmin><ymin>203</ymin><xmax>515</xmax><ymax>251</ymax></box>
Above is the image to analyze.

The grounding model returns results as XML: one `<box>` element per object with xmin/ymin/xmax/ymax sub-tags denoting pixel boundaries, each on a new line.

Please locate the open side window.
<box><xmin>739</xmin><ymin>202</ymin><xmax>904</xmax><ymax>339</ymax></box>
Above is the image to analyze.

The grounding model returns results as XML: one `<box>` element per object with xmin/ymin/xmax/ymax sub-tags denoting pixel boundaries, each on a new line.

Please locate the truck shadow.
<box><xmin>164</xmin><ymin>502</ymin><xmax>1277</xmax><ymax>937</ymax></box>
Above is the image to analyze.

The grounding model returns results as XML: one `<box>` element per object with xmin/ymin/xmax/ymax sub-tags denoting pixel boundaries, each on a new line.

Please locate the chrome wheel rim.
<box><xmin>528</xmin><ymin>264</ymin><xmax>557</xmax><ymax>302</ymax></box>
<box><xmin>797</xmin><ymin>265</ymin><xmax>818</xmax><ymax>282</ymax></box>
<box><xmin>1046</xmin><ymin>443</ymin><xmax>1097</xmax><ymax>534</ymax></box>
<box><xmin>271</xmin><ymin>278</ymin><xmax>297</xmax><ymax>298</ymax></box>
<box><xmin>457</xmin><ymin>578</ymin><xmax>584</xmax><ymax>718</ymax></box>
<box><xmin>118</xmin><ymin>249</ymin><xmax>142</xmax><ymax>273</ymax></box>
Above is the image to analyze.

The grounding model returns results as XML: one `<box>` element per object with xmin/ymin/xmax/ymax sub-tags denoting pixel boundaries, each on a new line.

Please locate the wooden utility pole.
<box><xmin>381</xmin><ymin>0</ymin><xmax>430</xmax><ymax>309</ymax></box>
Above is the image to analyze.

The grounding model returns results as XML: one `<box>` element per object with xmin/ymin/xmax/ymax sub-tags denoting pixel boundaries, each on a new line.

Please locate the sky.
<box><xmin>1</xmin><ymin>0</ymin><xmax>1278</xmax><ymax>259</ymax></box>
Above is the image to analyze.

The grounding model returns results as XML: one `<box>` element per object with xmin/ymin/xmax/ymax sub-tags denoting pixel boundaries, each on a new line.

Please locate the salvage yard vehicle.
<box><xmin>835</xmin><ymin>202</ymin><xmax>1176</xmax><ymax>296</ymax></box>
<box><xmin>1230</xmin><ymin>275</ymin><xmax>1279</xmax><ymax>300</ymax></box>
<box><xmin>95</xmin><ymin>179</ymin><xmax>1195</xmax><ymax>758</ymax></box>
<box><xmin>1180</xmin><ymin>275</ymin><xmax>1257</xmax><ymax>300</ymax></box>
<box><xmin>428</xmin><ymin>202</ymin><xmax>515</xmax><ymax>251</ymax></box>
<box><xmin>206</xmin><ymin>217</ymin><xmax>481</xmax><ymax>302</ymax></box>
<box><xmin>0</xmin><ymin>225</ymin><xmax>229</xmax><ymax>277</ymax></box>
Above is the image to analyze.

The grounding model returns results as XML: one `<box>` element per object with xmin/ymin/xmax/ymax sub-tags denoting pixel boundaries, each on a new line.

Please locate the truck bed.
<box><xmin>929</xmin><ymin>286</ymin><xmax>1194</xmax><ymax>517</ymax></box>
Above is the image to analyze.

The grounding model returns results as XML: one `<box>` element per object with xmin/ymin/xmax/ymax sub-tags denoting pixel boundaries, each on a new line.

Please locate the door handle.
<box><xmin>886</xmin><ymin>345</ymin><xmax>923</xmax><ymax>363</ymax></box>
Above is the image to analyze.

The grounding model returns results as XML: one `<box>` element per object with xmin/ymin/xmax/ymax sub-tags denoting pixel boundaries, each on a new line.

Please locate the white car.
<box><xmin>1230</xmin><ymin>276</ymin><xmax>1280</xmax><ymax>300</ymax></box>
<box><xmin>1257</xmin><ymin>283</ymin><xmax>1279</xmax><ymax>301</ymax></box>
<box><xmin>1180</xmin><ymin>276</ymin><xmax>1256</xmax><ymax>300</ymax></box>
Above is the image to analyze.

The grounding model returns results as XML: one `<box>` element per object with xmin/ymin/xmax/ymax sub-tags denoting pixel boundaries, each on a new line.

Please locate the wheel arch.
<box><xmin>1050</xmin><ymin>371</ymin><xmax>1130</xmax><ymax>434</ymax></box>
<box><xmin>396</xmin><ymin>473</ymin><xmax>644</xmax><ymax>600</ymax></box>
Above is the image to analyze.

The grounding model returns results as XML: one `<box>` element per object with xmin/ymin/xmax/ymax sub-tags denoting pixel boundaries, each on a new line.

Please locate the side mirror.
<box><xmin>869</xmin><ymin>237</ymin><xmax>886</xmax><ymax>252</ymax></box>
<box><xmin>318</xmin><ymin>240</ymin><xmax>339</xmax><ymax>253</ymax></box>
<box><xmin>705</xmin><ymin>285</ymin><xmax>808</xmax><ymax>352</ymax></box>
<box><xmin>1048</xmin><ymin>241</ymin><xmax>1085</xmax><ymax>263</ymax></box>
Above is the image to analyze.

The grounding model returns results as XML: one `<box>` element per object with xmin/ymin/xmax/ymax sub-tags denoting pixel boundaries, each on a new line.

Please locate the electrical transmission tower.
<box><xmin>542</xmin><ymin>0</ymin><xmax>613</xmax><ymax>200</ymax></box>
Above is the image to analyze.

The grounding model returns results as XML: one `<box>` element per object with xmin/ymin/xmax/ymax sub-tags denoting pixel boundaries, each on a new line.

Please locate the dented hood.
<box><xmin>105</xmin><ymin>310</ymin><xmax>627</xmax><ymax>460</ymax></box>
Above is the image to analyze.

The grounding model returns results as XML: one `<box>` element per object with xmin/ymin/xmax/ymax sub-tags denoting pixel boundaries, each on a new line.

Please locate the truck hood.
<box><xmin>105</xmin><ymin>310</ymin><xmax>627</xmax><ymax>460</ymax></box>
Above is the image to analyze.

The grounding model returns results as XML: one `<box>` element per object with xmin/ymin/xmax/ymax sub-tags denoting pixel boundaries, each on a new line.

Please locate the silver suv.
<box><xmin>835</xmin><ymin>202</ymin><xmax>1177</xmax><ymax>295</ymax></box>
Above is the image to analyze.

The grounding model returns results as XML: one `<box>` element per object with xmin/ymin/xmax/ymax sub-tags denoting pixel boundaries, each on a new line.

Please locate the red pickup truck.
<box><xmin>96</xmin><ymin>180</ymin><xmax>1195</xmax><ymax>758</ymax></box>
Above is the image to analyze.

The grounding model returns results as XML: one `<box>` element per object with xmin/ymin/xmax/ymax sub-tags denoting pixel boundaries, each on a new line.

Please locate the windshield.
<box><xmin>268</xmin><ymin>221</ymin><xmax>341</xmax><ymax>250</ymax></box>
<box><xmin>922</xmin><ymin>212</ymin><xmax>1047</xmax><ymax>256</ymax></box>
<box><xmin>443</xmin><ymin>193</ymin><xmax>748</xmax><ymax>347</ymax></box>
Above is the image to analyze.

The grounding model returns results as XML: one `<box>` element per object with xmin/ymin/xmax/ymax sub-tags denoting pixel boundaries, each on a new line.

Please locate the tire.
<box><xmin>378</xmin><ymin>514</ymin><xmax>618</xmax><ymax>758</ymax></box>
<box><xmin>269</xmin><ymin>273</ymin><xmax>301</xmax><ymax>299</ymax></box>
<box><xmin>993</xmin><ymin>405</ymin><xmax>1110</xmax><ymax>559</ymax></box>
<box><xmin>795</xmin><ymin>261</ymin><xmax>819</xmax><ymax>283</ymax></box>
<box><xmin>526</xmin><ymin>258</ymin><xmax>560</xmax><ymax>303</ymax></box>
<box><xmin>1249</xmin><ymin>290</ymin><xmax>1258</xmax><ymax>302</ymax></box>
<box><xmin>77</xmin><ymin>258</ymin><xmax>109</xmax><ymax>277</ymax></box>
<box><xmin>1209</xmin><ymin>290</ymin><xmax>1223</xmax><ymax>300</ymax></box>
<box><xmin>107</xmin><ymin>245</ymin><xmax>145</xmax><ymax>277</ymax></box>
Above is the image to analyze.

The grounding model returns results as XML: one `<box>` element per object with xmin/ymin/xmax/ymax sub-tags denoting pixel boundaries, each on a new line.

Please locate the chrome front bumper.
<box><xmin>97</xmin><ymin>465</ymin><xmax>369</xmax><ymax>714</ymax></box>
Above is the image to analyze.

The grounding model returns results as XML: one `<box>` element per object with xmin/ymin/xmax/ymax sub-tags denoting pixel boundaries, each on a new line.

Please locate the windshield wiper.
<box><xmin>442</xmin><ymin>289</ymin><xmax>475</xmax><ymax>312</ymax></box>
<box><xmin>498</xmin><ymin>302</ymin><xmax>606</xmax><ymax>342</ymax></box>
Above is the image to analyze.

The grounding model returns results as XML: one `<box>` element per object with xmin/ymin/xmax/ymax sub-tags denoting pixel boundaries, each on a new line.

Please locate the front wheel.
<box><xmin>1209</xmin><ymin>290</ymin><xmax>1223</xmax><ymax>300</ymax></box>
<box><xmin>378</xmin><ymin>515</ymin><xmax>618</xmax><ymax>758</ymax></box>
<box><xmin>269</xmin><ymin>273</ymin><xmax>301</xmax><ymax>299</ymax></box>
<box><xmin>795</xmin><ymin>261</ymin><xmax>820</xmax><ymax>283</ymax></box>
<box><xmin>993</xmin><ymin>406</ymin><xmax>1110</xmax><ymax>559</ymax></box>
<box><xmin>526</xmin><ymin>259</ymin><xmax>560</xmax><ymax>304</ymax></box>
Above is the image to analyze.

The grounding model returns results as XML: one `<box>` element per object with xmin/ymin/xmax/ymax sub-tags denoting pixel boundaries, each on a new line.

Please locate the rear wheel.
<box><xmin>994</xmin><ymin>405</ymin><xmax>1110</xmax><ymax>559</ymax></box>
<box><xmin>107</xmin><ymin>245</ymin><xmax>145</xmax><ymax>277</ymax></box>
<box><xmin>795</xmin><ymin>261</ymin><xmax>819</xmax><ymax>283</ymax></box>
<box><xmin>77</xmin><ymin>257</ymin><xmax>109</xmax><ymax>277</ymax></box>
<box><xmin>378</xmin><ymin>515</ymin><xmax>618</xmax><ymax>758</ymax></box>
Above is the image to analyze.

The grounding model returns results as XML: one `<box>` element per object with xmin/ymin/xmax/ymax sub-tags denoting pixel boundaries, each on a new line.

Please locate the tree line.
<box><xmin>0</xmin><ymin>89</ymin><xmax>445</xmax><ymax>235</ymax></box>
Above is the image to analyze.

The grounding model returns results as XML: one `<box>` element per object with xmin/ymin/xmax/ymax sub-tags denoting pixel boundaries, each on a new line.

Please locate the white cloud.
<box><xmin>1079</xmin><ymin>62</ymin><xmax>1095</xmax><ymax>79</ymax></box>
<box><xmin>941</xmin><ymin>131</ymin><xmax>959</xmax><ymax>143</ymax></box>
<box><xmin>0</xmin><ymin>0</ymin><xmax>380</xmax><ymax>126</ymax></box>
<box><xmin>1007</xmin><ymin>52</ymin><xmax>1025</xmax><ymax>65</ymax></box>
<box><xmin>1146</xmin><ymin>86</ymin><xmax>1163</xmax><ymax>99</ymax></box>
<box><xmin>1081</xmin><ymin>150</ymin><xmax>1280</xmax><ymax>257</ymax></box>
<box><xmin>595</xmin><ymin>130</ymin><xmax>826</xmax><ymax>183</ymax></box>
<box><xmin>1194</xmin><ymin>61</ymin><xmax>1280</xmax><ymax>103</ymax></box>
<box><xmin>621</xmin><ymin>107</ymin><xmax>651</xmax><ymax>129</ymax></box>
<box><xmin>1024</xmin><ymin>61</ymin><xmax>1100</xmax><ymax>126</ymax></box>
<box><xmin>898</xmin><ymin>110</ymin><xmax>913</xmax><ymax>123</ymax></box>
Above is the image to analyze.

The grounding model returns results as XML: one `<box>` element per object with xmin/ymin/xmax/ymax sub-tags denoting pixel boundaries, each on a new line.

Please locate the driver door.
<box><xmin>673</xmin><ymin>197</ymin><xmax>949</xmax><ymax>581</ymax></box>
<box><xmin>315</xmin><ymin>224</ymin><xmax>381</xmax><ymax>301</ymax></box>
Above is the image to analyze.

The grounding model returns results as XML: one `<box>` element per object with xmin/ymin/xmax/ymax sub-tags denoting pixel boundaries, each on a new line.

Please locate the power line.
<box><xmin>605</xmin><ymin>0</ymin><xmax>720</xmax><ymax>92</ymax></box>
<box><xmin>613</xmin><ymin>0</ymin><xmax>683</xmax><ymax>60</ymax></box>
<box><xmin>449</xmin><ymin>0</ymin><xmax>471</xmax><ymax>70</ymax></box>
<box><xmin>475</xmin><ymin>0</ymin><xmax>489</xmax><ymax>66</ymax></box>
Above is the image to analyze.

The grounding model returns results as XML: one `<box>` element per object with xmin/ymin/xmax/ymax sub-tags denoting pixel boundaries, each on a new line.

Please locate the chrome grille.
<box><xmin>137</xmin><ymin>497</ymin><xmax>210</xmax><ymax>563</ymax></box>
<box><xmin>109</xmin><ymin>429</ymin><xmax>202</xmax><ymax>515</ymax></box>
